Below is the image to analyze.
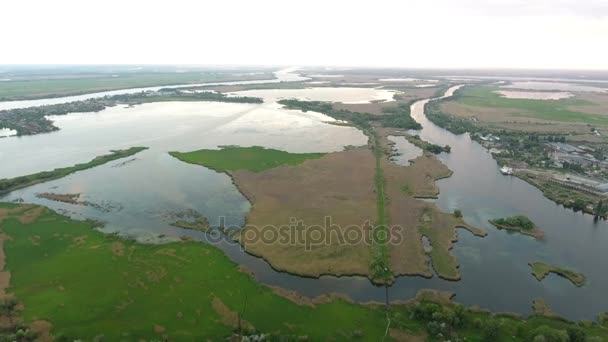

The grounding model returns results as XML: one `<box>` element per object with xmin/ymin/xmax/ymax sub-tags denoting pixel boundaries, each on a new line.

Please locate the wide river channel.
<box><xmin>1</xmin><ymin>75</ymin><xmax>607</xmax><ymax>320</ymax></box>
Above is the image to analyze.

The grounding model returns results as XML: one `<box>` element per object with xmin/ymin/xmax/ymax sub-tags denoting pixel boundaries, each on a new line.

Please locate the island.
<box><xmin>488</xmin><ymin>215</ymin><xmax>544</xmax><ymax>239</ymax></box>
<box><xmin>529</xmin><ymin>262</ymin><xmax>586</xmax><ymax>287</ymax></box>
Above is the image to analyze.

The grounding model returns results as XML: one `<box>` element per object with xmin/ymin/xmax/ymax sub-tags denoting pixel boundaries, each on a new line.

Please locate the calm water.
<box><xmin>1</xmin><ymin>83</ymin><xmax>607</xmax><ymax>320</ymax></box>
<box><xmin>0</xmin><ymin>68</ymin><xmax>309</xmax><ymax>111</ymax></box>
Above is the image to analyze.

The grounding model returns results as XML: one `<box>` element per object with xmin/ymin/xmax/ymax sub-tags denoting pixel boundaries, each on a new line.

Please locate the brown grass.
<box><xmin>234</xmin><ymin>148</ymin><xmax>377</xmax><ymax>277</ymax></box>
<box><xmin>268</xmin><ymin>285</ymin><xmax>353</xmax><ymax>307</ymax></box>
<box><xmin>211</xmin><ymin>296</ymin><xmax>253</xmax><ymax>330</ymax></box>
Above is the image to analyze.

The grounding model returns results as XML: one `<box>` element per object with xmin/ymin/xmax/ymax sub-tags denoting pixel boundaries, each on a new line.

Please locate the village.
<box><xmin>475</xmin><ymin>132</ymin><xmax>608</xmax><ymax>212</ymax></box>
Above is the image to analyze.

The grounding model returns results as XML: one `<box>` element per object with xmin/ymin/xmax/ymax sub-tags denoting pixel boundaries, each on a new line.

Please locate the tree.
<box><xmin>454</xmin><ymin>209</ymin><xmax>463</xmax><ymax>218</ymax></box>
<box><xmin>567</xmin><ymin>327</ymin><xmax>587</xmax><ymax>342</ymax></box>
<box><xmin>481</xmin><ymin>319</ymin><xmax>500</xmax><ymax>341</ymax></box>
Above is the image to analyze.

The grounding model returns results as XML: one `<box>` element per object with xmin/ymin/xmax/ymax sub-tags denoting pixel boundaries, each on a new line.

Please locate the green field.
<box><xmin>0</xmin><ymin>72</ymin><xmax>273</xmax><ymax>101</ymax></box>
<box><xmin>1</xmin><ymin>203</ymin><xmax>607</xmax><ymax>341</ymax></box>
<box><xmin>0</xmin><ymin>147</ymin><xmax>148</xmax><ymax>195</ymax></box>
<box><xmin>169</xmin><ymin>146</ymin><xmax>326</xmax><ymax>172</ymax></box>
<box><xmin>454</xmin><ymin>86</ymin><xmax>608</xmax><ymax>125</ymax></box>
<box><xmin>0</xmin><ymin>204</ymin><xmax>389</xmax><ymax>340</ymax></box>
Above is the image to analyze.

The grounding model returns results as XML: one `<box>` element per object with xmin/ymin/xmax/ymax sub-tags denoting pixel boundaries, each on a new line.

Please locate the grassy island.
<box><xmin>529</xmin><ymin>262</ymin><xmax>586</xmax><ymax>287</ymax></box>
<box><xmin>169</xmin><ymin>146</ymin><xmax>325</xmax><ymax>173</ymax></box>
<box><xmin>405</xmin><ymin>134</ymin><xmax>451</xmax><ymax>154</ymax></box>
<box><xmin>489</xmin><ymin>215</ymin><xmax>544</xmax><ymax>239</ymax></box>
<box><xmin>0</xmin><ymin>147</ymin><xmax>148</xmax><ymax>195</ymax></box>
<box><xmin>0</xmin><ymin>203</ymin><xmax>606</xmax><ymax>341</ymax></box>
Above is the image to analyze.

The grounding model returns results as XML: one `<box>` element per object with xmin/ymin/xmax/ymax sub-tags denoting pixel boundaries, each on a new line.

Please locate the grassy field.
<box><xmin>1</xmin><ymin>204</ymin><xmax>606</xmax><ymax>341</ymax></box>
<box><xmin>0</xmin><ymin>203</ymin><xmax>389</xmax><ymax>341</ymax></box>
<box><xmin>170</xmin><ymin>146</ymin><xmax>325</xmax><ymax>173</ymax></box>
<box><xmin>0</xmin><ymin>147</ymin><xmax>148</xmax><ymax>195</ymax></box>
<box><xmin>0</xmin><ymin>72</ymin><xmax>273</xmax><ymax>101</ymax></box>
<box><xmin>451</xmin><ymin>86</ymin><xmax>608</xmax><ymax>126</ymax></box>
<box><xmin>529</xmin><ymin>262</ymin><xmax>586</xmax><ymax>287</ymax></box>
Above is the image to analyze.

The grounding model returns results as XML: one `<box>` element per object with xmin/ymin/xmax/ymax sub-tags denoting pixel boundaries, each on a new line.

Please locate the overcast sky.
<box><xmin>2</xmin><ymin>0</ymin><xmax>607</xmax><ymax>69</ymax></box>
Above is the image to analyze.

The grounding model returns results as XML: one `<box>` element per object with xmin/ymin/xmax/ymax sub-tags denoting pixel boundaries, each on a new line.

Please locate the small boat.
<box><xmin>500</xmin><ymin>166</ymin><xmax>513</xmax><ymax>175</ymax></box>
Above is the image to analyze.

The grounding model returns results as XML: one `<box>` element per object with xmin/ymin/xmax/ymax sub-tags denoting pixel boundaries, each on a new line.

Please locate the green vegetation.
<box><xmin>490</xmin><ymin>215</ymin><xmax>535</xmax><ymax>230</ymax></box>
<box><xmin>489</xmin><ymin>215</ymin><xmax>544</xmax><ymax>239</ymax></box>
<box><xmin>278</xmin><ymin>99</ymin><xmax>422</xmax><ymax>131</ymax></box>
<box><xmin>456</xmin><ymin>86</ymin><xmax>608</xmax><ymax>125</ymax></box>
<box><xmin>370</xmin><ymin>132</ymin><xmax>392</xmax><ymax>282</ymax></box>
<box><xmin>0</xmin><ymin>90</ymin><xmax>263</xmax><ymax>136</ymax></box>
<box><xmin>517</xmin><ymin>173</ymin><xmax>599</xmax><ymax>215</ymax></box>
<box><xmin>529</xmin><ymin>262</ymin><xmax>586</xmax><ymax>287</ymax></box>
<box><xmin>405</xmin><ymin>134</ymin><xmax>451</xmax><ymax>154</ymax></box>
<box><xmin>0</xmin><ymin>71</ymin><xmax>273</xmax><ymax>101</ymax></box>
<box><xmin>426</xmin><ymin>98</ymin><xmax>478</xmax><ymax>135</ymax></box>
<box><xmin>0</xmin><ymin>204</ymin><xmax>606</xmax><ymax>340</ymax></box>
<box><xmin>0</xmin><ymin>147</ymin><xmax>147</xmax><ymax>195</ymax></box>
<box><xmin>454</xmin><ymin>209</ymin><xmax>463</xmax><ymax>218</ymax></box>
<box><xmin>0</xmin><ymin>204</ymin><xmax>388</xmax><ymax>340</ymax></box>
<box><xmin>169</xmin><ymin>146</ymin><xmax>325</xmax><ymax>173</ymax></box>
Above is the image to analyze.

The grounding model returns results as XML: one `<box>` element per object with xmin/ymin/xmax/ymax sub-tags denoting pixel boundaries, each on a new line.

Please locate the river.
<box><xmin>1</xmin><ymin>82</ymin><xmax>607</xmax><ymax>320</ymax></box>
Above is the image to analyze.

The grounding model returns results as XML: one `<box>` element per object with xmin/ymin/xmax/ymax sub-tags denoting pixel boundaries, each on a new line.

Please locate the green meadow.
<box><xmin>1</xmin><ymin>203</ymin><xmax>607</xmax><ymax>341</ymax></box>
<box><xmin>169</xmin><ymin>146</ymin><xmax>326</xmax><ymax>173</ymax></box>
<box><xmin>456</xmin><ymin>86</ymin><xmax>608</xmax><ymax>125</ymax></box>
<box><xmin>0</xmin><ymin>72</ymin><xmax>272</xmax><ymax>101</ymax></box>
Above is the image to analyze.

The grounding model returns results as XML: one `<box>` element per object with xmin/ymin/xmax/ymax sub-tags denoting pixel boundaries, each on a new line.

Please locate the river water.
<box><xmin>1</xmin><ymin>80</ymin><xmax>607</xmax><ymax>320</ymax></box>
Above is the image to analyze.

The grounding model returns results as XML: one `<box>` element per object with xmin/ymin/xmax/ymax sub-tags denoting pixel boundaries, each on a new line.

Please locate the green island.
<box><xmin>0</xmin><ymin>147</ymin><xmax>148</xmax><ymax>196</ymax></box>
<box><xmin>0</xmin><ymin>71</ymin><xmax>274</xmax><ymax>101</ymax></box>
<box><xmin>169</xmin><ymin>146</ymin><xmax>326</xmax><ymax>173</ymax></box>
<box><xmin>0</xmin><ymin>203</ymin><xmax>606</xmax><ymax>341</ymax></box>
<box><xmin>529</xmin><ymin>262</ymin><xmax>586</xmax><ymax>287</ymax></box>
<box><xmin>0</xmin><ymin>90</ymin><xmax>263</xmax><ymax>136</ymax></box>
<box><xmin>488</xmin><ymin>215</ymin><xmax>544</xmax><ymax>239</ymax></box>
<box><xmin>404</xmin><ymin>134</ymin><xmax>451</xmax><ymax>154</ymax></box>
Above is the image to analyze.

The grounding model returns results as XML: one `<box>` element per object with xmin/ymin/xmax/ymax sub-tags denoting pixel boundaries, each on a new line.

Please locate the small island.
<box><xmin>529</xmin><ymin>262</ymin><xmax>586</xmax><ymax>287</ymax></box>
<box><xmin>488</xmin><ymin>215</ymin><xmax>544</xmax><ymax>239</ymax></box>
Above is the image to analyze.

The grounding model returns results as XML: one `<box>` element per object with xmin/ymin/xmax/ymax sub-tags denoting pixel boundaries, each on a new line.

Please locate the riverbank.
<box><xmin>1</xmin><ymin>203</ymin><xmax>606</xmax><ymax>341</ymax></box>
<box><xmin>424</xmin><ymin>89</ymin><xmax>608</xmax><ymax>217</ymax></box>
<box><xmin>0</xmin><ymin>147</ymin><xmax>147</xmax><ymax>195</ymax></box>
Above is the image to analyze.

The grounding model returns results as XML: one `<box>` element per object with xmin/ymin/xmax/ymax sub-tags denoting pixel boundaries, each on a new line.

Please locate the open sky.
<box><xmin>2</xmin><ymin>0</ymin><xmax>607</xmax><ymax>69</ymax></box>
